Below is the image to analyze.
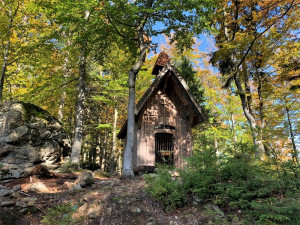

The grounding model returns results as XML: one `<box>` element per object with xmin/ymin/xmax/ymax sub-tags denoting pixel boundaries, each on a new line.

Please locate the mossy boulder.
<box><xmin>0</xmin><ymin>101</ymin><xmax>71</xmax><ymax>179</ymax></box>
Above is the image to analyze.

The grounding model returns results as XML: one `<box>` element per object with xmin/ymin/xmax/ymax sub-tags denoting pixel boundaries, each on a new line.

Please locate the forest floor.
<box><xmin>0</xmin><ymin>171</ymin><xmax>224</xmax><ymax>225</ymax></box>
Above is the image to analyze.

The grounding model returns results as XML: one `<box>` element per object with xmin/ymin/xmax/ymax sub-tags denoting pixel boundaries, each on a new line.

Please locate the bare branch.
<box><xmin>106</xmin><ymin>13</ymin><xmax>138</xmax><ymax>41</ymax></box>
<box><xmin>48</xmin><ymin>78</ymin><xmax>77</xmax><ymax>92</ymax></box>
<box><xmin>106</xmin><ymin>12</ymin><xmax>136</xmax><ymax>28</ymax></box>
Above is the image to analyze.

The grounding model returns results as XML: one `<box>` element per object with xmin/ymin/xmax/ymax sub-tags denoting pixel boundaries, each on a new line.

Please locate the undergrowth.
<box><xmin>41</xmin><ymin>202</ymin><xmax>84</xmax><ymax>225</ymax></box>
<box><xmin>144</xmin><ymin>143</ymin><xmax>300</xmax><ymax>224</ymax></box>
<box><xmin>144</xmin><ymin>166</ymin><xmax>185</xmax><ymax>210</ymax></box>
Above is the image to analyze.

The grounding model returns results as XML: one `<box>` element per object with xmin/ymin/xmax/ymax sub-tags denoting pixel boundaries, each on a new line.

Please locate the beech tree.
<box><xmin>210</xmin><ymin>0</ymin><xmax>299</xmax><ymax>156</ymax></box>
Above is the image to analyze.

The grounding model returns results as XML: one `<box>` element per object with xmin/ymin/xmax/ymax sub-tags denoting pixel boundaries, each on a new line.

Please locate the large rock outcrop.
<box><xmin>0</xmin><ymin>101</ymin><xmax>71</xmax><ymax>179</ymax></box>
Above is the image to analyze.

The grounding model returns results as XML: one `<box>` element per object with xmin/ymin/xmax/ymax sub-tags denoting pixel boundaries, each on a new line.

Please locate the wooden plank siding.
<box><xmin>118</xmin><ymin>56</ymin><xmax>206</xmax><ymax>171</ymax></box>
<box><xmin>134</xmin><ymin>76</ymin><xmax>193</xmax><ymax>168</ymax></box>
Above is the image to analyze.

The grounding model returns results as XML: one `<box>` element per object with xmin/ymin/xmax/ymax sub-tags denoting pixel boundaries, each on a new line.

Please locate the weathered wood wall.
<box><xmin>133</xmin><ymin>74</ymin><xmax>193</xmax><ymax>169</ymax></box>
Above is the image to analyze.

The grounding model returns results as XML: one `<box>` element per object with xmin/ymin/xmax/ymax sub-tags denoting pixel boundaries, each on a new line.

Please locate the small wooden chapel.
<box><xmin>117</xmin><ymin>52</ymin><xmax>206</xmax><ymax>170</ymax></box>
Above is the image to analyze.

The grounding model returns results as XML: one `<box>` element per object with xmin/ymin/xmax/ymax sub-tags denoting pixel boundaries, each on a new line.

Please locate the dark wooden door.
<box><xmin>155</xmin><ymin>133</ymin><xmax>174</xmax><ymax>165</ymax></box>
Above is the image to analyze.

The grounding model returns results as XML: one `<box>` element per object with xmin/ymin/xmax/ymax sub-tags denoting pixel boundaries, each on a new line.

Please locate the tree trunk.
<box><xmin>58</xmin><ymin>39</ymin><xmax>70</xmax><ymax>121</ymax></box>
<box><xmin>99</xmin><ymin>132</ymin><xmax>103</xmax><ymax>169</ymax></box>
<box><xmin>234</xmin><ymin>74</ymin><xmax>265</xmax><ymax>155</ymax></box>
<box><xmin>102</xmin><ymin>110</ymin><xmax>109</xmax><ymax>171</ymax></box>
<box><xmin>0</xmin><ymin>7</ymin><xmax>14</xmax><ymax>101</ymax></box>
<box><xmin>231</xmin><ymin>113</ymin><xmax>237</xmax><ymax>142</ymax></box>
<box><xmin>70</xmin><ymin>10</ymin><xmax>90</xmax><ymax>166</ymax></box>
<box><xmin>110</xmin><ymin>107</ymin><xmax>118</xmax><ymax>173</ymax></box>
<box><xmin>123</xmin><ymin>69</ymin><xmax>136</xmax><ymax>177</ymax></box>
<box><xmin>70</xmin><ymin>46</ymin><xmax>87</xmax><ymax>165</ymax></box>
<box><xmin>257</xmin><ymin>75</ymin><xmax>267</xmax><ymax>155</ymax></box>
<box><xmin>0</xmin><ymin>59</ymin><xmax>7</xmax><ymax>101</ymax></box>
<box><xmin>58</xmin><ymin>90</ymin><xmax>66</xmax><ymax>121</ymax></box>
<box><xmin>95</xmin><ymin>111</ymin><xmax>101</xmax><ymax>164</ymax></box>
<box><xmin>285</xmin><ymin>106</ymin><xmax>298</xmax><ymax>163</ymax></box>
<box><xmin>122</xmin><ymin>30</ymin><xmax>147</xmax><ymax>177</ymax></box>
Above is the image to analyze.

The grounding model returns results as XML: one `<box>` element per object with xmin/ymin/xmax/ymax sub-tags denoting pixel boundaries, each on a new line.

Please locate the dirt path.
<box><xmin>1</xmin><ymin>174</ymin><xmax>212</xmax><ymax>225</ymax></box>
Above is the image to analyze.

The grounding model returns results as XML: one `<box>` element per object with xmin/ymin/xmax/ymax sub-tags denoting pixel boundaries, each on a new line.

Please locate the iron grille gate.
<box><xmin>155</xmin><ymin>133</ymin><xmax>174</xmax><ymax>165</ymax></box>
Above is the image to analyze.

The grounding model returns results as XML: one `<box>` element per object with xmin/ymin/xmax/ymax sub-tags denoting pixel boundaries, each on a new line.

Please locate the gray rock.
<box><xmin>19</xmin><ymin>208</ymin><xmax>29</xmax><ymax>213</ymax></box>
<box><xmin>12</xmin><ymin>184</ymin><xmax>21</xmax><ymax>192</ymax></box>
<box><xmin>130</xmin><ymin>207</ymin><xmax>141</xmax><ymax>213</ymax></box>
<box><xmin>0</xmin><ymin>189</ymin><xmax>12</xmax><ymax>197</ymax></box>
<box><xmin>15</xmin><ymin>145</ymin><xmax>40</xmax><ymax>163</ymax></box>
<box><xmin>40</xmin><ymin>141</ymin><xmax>61</xmax><ymax>164</ymax></box>
<box><xmin>1</xmin><ymin>200</ymin><xmax>16</xmax><ymax>207</ymax></box>
<box><xmin>72</xmin><ymin>184</ymin><xmax>82</xmax><ymax>190</ymax></box>
<box><xmin>0</xmin><ymin>101</ymin><xmax>71</xmax><ymax>180</ymax></box>
<box><xmin>0</xmin><ymin>168</ymin><xmax>27</xmax><ymax>179</ymax></box>
<box><xmin>16</xmin><ymin>199</ymin><xmax>27</xmax><ymax>208</ymax></box>
<box><xmin>11</xmin><ymin>192</ymin><xmax>21</xmax><ymax>198</ymax></box>
<box><xmin>27</xmin><ymin>201</ymin><xmax>35</xmax><ymax>206</ymax></box>
<box><xmin>75</xmin><ymin>172</ymin><xmax>94</xmax><ymax>188</ymax></box>
<box><xmin>0</xmin><ymin>144</ymin><xmax>16</xmax><ymax>158</ymax></box>
<box><xmin>11</xmin><ymin>103</ymin><xmax>25</xmax><ymax>113</ymax></box>
<box><xmin>16</xmin><ymin>197</ymin><xmax>37</xmax><ymax>208</ymax></box>
<box><xmin>22</xmin><ymin>197</ymin><xmax>38</xmax><ymax>202</ymax></box>
<box><xmin>2</xmin><ymin>125</ymin><xmax>29</xmax><ymax>143</ymax></box>
<box><xmin>0</xmin><ymin>184</ymin><xmax>9</xmax><ymax>189</ymax></box>
<box><xmin>0</xmin><ymin>109</ymin><xmax>23</xmax><ymax>137</ymax></box>
<box><xmin>100</xmin><ymin>180</ymin><xmax>115</xmax><ymax>187</ymax></box>
<box><xmin>28</xmin><ymin>182</ymin><xmax>49</xmax><ymax>193</ymax></box>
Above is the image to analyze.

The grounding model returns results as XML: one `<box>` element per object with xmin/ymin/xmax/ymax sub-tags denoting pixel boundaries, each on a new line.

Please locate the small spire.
<box><xmin>151</xmin><ymin>52</ymin><xmax>170</xmax><ymax>76</ymax></box>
